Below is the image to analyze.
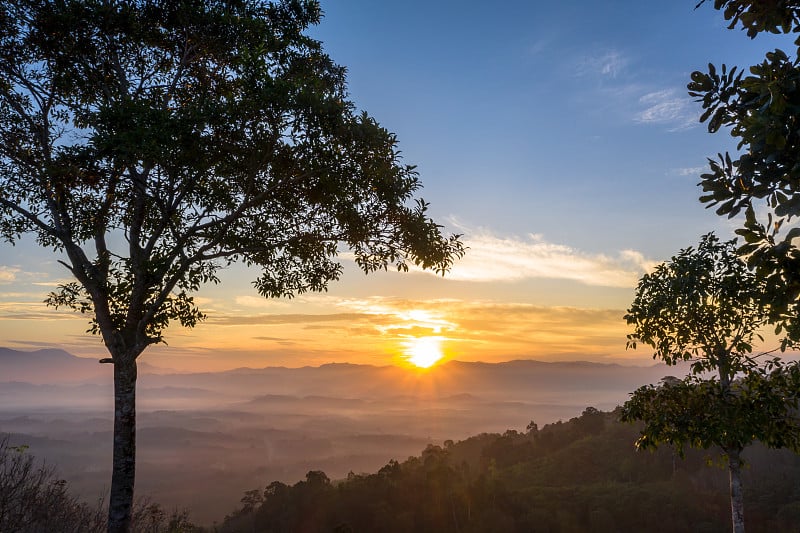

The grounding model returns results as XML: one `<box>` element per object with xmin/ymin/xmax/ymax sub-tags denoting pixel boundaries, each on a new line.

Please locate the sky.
<box><xmin>0</xmin><ymin>1</ymin><xmax>792</xmax><ymax>371</ymax></box>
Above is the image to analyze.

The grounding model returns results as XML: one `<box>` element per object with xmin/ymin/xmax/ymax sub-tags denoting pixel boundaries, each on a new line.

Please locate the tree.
<box><xmin>575</xmin><ymin>406</ymin><xmax>604</xmax><ymax>435</ymax></box>
<box><xmin>688</xmin><ymin>0</ymin><xmax>800</xmax><ymax>342</ymax></box>
<box><xmin>620</xmin><ymin>233</ymin><xmax>800</xmax><ymax>533</ymax></box>
<box><xmin>0</xmin><ymin>1</ymin><xmax>463</xmax><ymax>531</ymax></box>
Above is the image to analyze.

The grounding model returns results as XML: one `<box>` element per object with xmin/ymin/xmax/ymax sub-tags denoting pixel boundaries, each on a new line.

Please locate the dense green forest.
<box><xmin>219</xmin><ymin>408</ymin><xmax>800</xmax><ymax>533</ymax></box>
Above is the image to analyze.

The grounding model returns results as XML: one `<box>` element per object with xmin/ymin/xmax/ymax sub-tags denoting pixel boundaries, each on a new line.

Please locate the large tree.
<box><xmin>689</xmin><ymin>0</ymin><xmax>800</xmax><ymax>341</ymax></box>
<box><xmin>0</xmin><ymin>1</ymin><xmax>463</xmax><ymax>531</ymax></box>
<box><xmin>620</xmin><ymin>233</ymin><xmax>800</xmax><ymax>533</ymax></box>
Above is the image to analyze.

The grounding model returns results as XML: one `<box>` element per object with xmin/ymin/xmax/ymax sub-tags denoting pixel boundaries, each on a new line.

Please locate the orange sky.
<box><xmin>0</xmin><ymin>247</ymin><xmax>650</xmax><ymax>372</ymax></box>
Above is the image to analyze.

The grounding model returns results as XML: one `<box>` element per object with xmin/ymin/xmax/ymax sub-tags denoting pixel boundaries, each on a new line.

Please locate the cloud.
<box><xmin>207</xmin><ymin>312</ymin><xmax>370</xmax><ymax>326</ymax></box>
<box><xmin>337</xmin><ymin>298</ymin><xmax>457</xmax><ymax>331</ymax></box>
<box><xmin>0</xmin><ymin>266</ymin><xmax>19</xmax><ymax>284</ymax></box>
<box><xmin>30</xmin><ymin>281</ymin><xmax>64</xmax><ymax>287</ymax></box>
<box><xmin>673</xmin><ymin>166</ymin><xmax>706</xmax><ymax>177</ymax></box>
<box><xmin>526</xmin><ymin>32</ymin><xmax>557</xmax><ymax>57</ymax></box>
<box><xmin>634</xmin><ymin>89</ymin><xmax>697</xmax><ymax>131</ymax></box>
<box><xmin>252</xmin><ymin>335</ymin><xmax>299</xmax><ymax>346</ymax></box>
<box><xmin>416</xmin><ymin>228</ymin><xmax>653</xmax><ymax>287</ymax></box>
<box><xmin>618</xmin><ymin>249</ymin><xmax>659</xmax><ymax>274</ymax></box>
<box><xmin>576</xmin><ymin>49</ymin><xmax>628</xmax><ymax>79</ymax></box>
<box><xmin>0</xmin><ymin>291</ymin><xmax>42</xmax><ymax>299</ymax></box>
<box><xmin>382</xmin><ymin>325</ymin><xmax>443</xmax><ymax>338</ymax></box>
<box><xmin>233</xmin><ymin>295</ymin><xmax>291</xmax><ymax>309</ymax></box>
<box><xmin>0</xmin><ymin>299</ymin><xmax>83</xmax><ymax>320</ymax></box>
<box><xmin>332</xmin><ymin>297</ymin><xmax>633</xmax><ymax>362</ymax></box>
<box><xmin>0</xmin><ymin>266</ymin><xmax>75</xmax><ymax>288</ymax></box>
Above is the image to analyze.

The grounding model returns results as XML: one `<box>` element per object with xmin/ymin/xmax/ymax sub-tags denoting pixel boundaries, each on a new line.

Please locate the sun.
<box><xmin>405</xmin><ymin>336</ymin><xmax>444</xmax><ymax>369</ymax></box>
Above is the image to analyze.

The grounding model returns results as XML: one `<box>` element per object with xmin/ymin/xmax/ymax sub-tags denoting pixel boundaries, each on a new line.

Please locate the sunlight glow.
<box><xmin>405</xmin><ymin>336</ymin><xmax>444</xmax><ymax>368</ymax></box>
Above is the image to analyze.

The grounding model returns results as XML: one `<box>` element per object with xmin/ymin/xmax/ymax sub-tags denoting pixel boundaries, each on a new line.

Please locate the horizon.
<box><xmin>2</xmin><ymin>344</ymin><xmax>673</xmax><ymax>372</ymax></box>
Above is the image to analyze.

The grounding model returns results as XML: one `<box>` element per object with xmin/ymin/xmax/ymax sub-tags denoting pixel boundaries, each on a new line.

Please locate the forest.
<box><xmin>217</xmin><ymin>409</ymin><xmax>800</xmax><ymax>533</ymax></box>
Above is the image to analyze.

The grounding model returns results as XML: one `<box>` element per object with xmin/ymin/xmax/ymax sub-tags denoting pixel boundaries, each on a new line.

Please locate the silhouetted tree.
<box><xmin>621</xmin><ymin>233</ymin><xmax>800</xmax><ymax>533</ymax></box>
<box><xmin>576</xmin><ymin>407</ymin><xmax>604</xmax><ymax>435</ymax></box>
<box><xmin>0</xmin><ymin>1</ymin><xmax>463</xmax><ymax>530</ymax></box>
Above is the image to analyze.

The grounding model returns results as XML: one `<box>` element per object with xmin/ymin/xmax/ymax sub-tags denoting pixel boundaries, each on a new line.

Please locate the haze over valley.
<box><xmin>0</xmin><ymin>347</ymin><xmax>686</xmax><ymax>524</ymax></box>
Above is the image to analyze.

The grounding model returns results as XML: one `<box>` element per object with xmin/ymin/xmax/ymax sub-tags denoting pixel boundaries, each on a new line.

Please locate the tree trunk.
<box><xmin>728</xmin><ymin>448</ymin><xmax>745</xmax><ymax>533</ymax></box>
<box><xmin>107</xmin><ymin>357</ymin><xmax>137</xmax><ymax>533</ymax></box>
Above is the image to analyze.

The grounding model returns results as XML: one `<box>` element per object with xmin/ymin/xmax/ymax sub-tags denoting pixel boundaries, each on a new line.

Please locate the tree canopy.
<box><xmin>624</xmin><ymin>233</ymin><xmax>768</xmax><ymax>374</ymax></box>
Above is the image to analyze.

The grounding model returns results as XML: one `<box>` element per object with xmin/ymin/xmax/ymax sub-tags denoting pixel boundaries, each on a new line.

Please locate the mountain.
<box><xmin>0</xmin><ymin>347</ymin><xmax>110</xmax><ymax>384</ymax></box>
<box><xmin>0</xmin><ymin>347</ymin><xmax>169</xmax><ymax>384</ymax></box>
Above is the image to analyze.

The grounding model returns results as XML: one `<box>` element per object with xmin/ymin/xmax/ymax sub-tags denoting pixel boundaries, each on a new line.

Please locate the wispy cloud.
<box><xmin>414</xmin><ymin>228</ymin><xmax>654</xmax><ymax>287</ymax></box>
<box><xmin>634</xmin><ymin>89</ymin><xmax>697</xmax><ymax>131</ymax></box>
<box><xmin>525</xmin><ymin>30</ymin><xmax>558</xmax><ymax>58</ymax></box>
<box><xmin>338</xmin><ymin>299</ymin><xmax>456</xmax><ymax>329</ymax></box>
<box><xmin>234</xmin><ymin>295</ymin><xmax>290</xmax><ymax>309</ymax></box>
<box><xmin>0</xmin><ymin>292</ymin><xmax>643</xmax><ymax>369</ymax></box>
<box><xmin>576</xmin><ymin>49</ymin><xmax>628</xmax><ymax>79</ymax></box>
<box><xmin>567</xmin><ymin>45</ymin><xmax>700</xmax><ymax>132</ymax></box>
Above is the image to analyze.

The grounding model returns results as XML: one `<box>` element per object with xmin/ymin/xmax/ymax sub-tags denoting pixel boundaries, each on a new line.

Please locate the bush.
<box><xmin>0</xmin><ymin>435</ymin><xmax>105</xmax><ymax>532</ymax></box>
<box><xmin>0</xmin><ymin>436</ymin><xmax>199</xmax><ymax>532</ymax></box>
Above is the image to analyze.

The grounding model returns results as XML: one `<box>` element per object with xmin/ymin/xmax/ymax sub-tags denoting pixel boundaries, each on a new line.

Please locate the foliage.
<box><xmin>130</xmin><ymin>499</ymin><xmax>199</xmax><ymax>533</ymax></box>
<box><xmin>0</xmin><ymin>0</ymin><xmax>462</xmax><ymax>352</ymax></box>
<box><xmin>624</xmin><ymin>233</ymin><xmax>768</xmax><ymax>374</ymax></box>
<box><xmin>622</xmin><ymin>367</ymin><xmax>800</xmax><ymax>458</ymax></box>
<box><xmin>690</xmin><ymin>0</ymin><xmax>800</xmax><ymax>341</ymax></box>
<box><xmin>219</xmin><ymin>410</ymin><xmax>800</xmax><ymax>533</ymax></box>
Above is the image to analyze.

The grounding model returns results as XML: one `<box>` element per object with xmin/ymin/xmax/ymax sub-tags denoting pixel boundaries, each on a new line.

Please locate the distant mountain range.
<box><xmin>0</xmin><ymin>346</ymin><xmax>689</xmax><ymax>409</ymax></box>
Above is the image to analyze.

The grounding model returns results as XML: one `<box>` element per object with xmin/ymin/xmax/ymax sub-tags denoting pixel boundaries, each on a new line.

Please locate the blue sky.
<box><xmin>0</xmin><ymin>1</ymin><xmax>791</xmax><ymax>370</ymax></box>
<box><xmin>311</xmin><ymin>1</ymin><xmax>766</xmax><ymax>250</ymax></box>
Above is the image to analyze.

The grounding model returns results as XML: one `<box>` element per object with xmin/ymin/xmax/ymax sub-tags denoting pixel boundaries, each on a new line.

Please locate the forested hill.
<box><xmin>219</xmin><ymin>408</ymin><xmax>800</xmax><ymax>533</ymax></box>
